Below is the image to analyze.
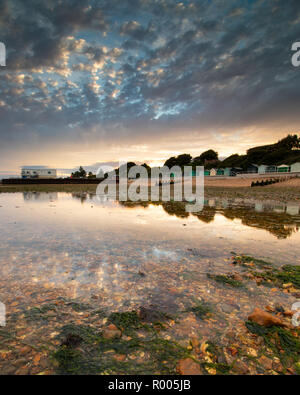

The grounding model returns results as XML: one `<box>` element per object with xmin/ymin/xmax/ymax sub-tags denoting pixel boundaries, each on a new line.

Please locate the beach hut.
<box><xmin>217</xmin><ymin>168</ymin><xmax>224</xmax><ymax>176</ymax></box>
<box><xmin>223</xmin><ymin>168</ymin><xmax>232</xmax><ymax>176</ymax></box>
<box><xmin>258</xmin><ymin>165</ymin><xmax>276</xmax><ymax>174</ymax></box>
<box><xmin>190</xmin><ymin>169</ymin><xmax>203</xmax><ymax>177</ymax></box>
<box><xmin>277</xmin><ymin>164</ymin><xmax>290</xmax><ymax>173</ymax></box>
<box><xmin>291</xmin><ymin>162</ymin><xmax>300</xmax><ymax>173</ymax></box>
<box><xmin>258</xmin><ymin>165</ymin><xmax>267</xmax><ymax>174</ymax></box>
<box><xmin>247</xmin><ymin>164</ymin><xmax>258</xmax><ymax>173</ymax></box>
<box><xmin>266</xmin><ymin>165</ymin><xmax>277</xmax><ymax>173</ymax></box>
<box><xmin>204</xmin><ymin>170</ymin><xmax>210</xmax><ymax>176</ymax></box>
<box><xmin>210</xmin><ymin>168</ymin><xmax>217</xmax><ymax>176</ymax></box>
<box><xmin>255</xmin><ymin>202</ymin><xmax>263</xmax><ymax>212</ymax></box>
<box><xmin>286</xmin><ymin>205</ymin><xmax>299</xmax><ymax>215</ymax></box>
<box><xmin>230</xmin><ymin>167</ymin><xmax>243</xmax><ymax>175</ymax></box>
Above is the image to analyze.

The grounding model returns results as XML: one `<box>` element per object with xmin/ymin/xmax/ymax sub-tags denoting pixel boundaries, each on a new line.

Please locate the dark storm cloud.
<box><xmin>0</xmin><ymin>0</ymin><xmax>108</xmax><ymax>70</ymax></box>
<box><xmin>1</xmin><ymin>0</ymin><xmax>300</xmax><ymax>164</ymax></box>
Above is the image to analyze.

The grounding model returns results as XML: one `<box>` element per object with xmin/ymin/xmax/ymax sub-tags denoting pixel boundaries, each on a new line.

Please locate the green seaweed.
<box><xmin>276</xmin><ymin>265</ymin><xmax>300</xmax><ymax>289</ymax></box>
<box><xmin>252</xmin><ymin>264</ymin><xmax>300</xmax><ymax>290</ymax></box>
<box><xmin>52</xmin><ymin>312</ymin><xmax>191</xmax><ymax>375</ymax></box>
<box><xmin>207</xmin><ymin>273</ymin><xmax>244</xmax><ymax>288</ymax></box>
<box><xmin>66</xmin><ymin>301</ymin><xmax>91</xmax><ymax>312</ymax></box>
<box><xmin>203</xmin><ymin>362</ymin><xmax>231</xmax><ymax>375</ymax></box>
<box><xmin>108</xmin><ymin>311</ymin><xmax>142</xmax><ymax>333</ymax></box>
<box><xmin>24</xmin><ymin>304</ymin><xmax>57</xmax><ymax>321</ymax></box>
<box><xmin>245</xmin><ymin>321</ymin><xmax>300</xmax><ymax>371</ymax></box>
<box><xmin>186</xmin><ymin>301</ymin><xmax>213</xmax><ymax>319</ymax></box>
<box><xmin>233</xmin><ymin>255</ymin><xmax>273</xmax><ymax>269</ymax></box>
<box><xmin>52</xmin><ymin>347</ymin><xmax>85</xmax><ymax>375</ymax></box>
<box><xmin>57</xmin><ymin>323</ymin><xmax>101</xmax><ymax>345</ymax></box>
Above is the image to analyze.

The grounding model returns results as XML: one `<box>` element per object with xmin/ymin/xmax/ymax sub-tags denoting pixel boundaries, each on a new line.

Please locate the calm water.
<box><xmin>0</xmin><ymin>192</ymin><xmax>299</xmax><ymax>374</ymax></box>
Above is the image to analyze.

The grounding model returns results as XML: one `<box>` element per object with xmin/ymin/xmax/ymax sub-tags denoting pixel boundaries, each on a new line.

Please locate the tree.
<box><xmin>116</xmin><ymin>162</ymin><xmax>136</xmax><ymax>175</ymax></box>
<box><xmin>193</xmin><ymin>150</ymin><xmax>218</xmax><ymax>165</ymax></box>
<box><xmin>199</xmin><ymin>149</ymin><xmax>218</xmax><ymax>162</ymax></box>
<box><xmin>71</xmin><ymin>166</ymin><xmax>87</xmax><ymax>178</ymax></box>
<box><xmin>164</xmin><ymin>154</ymin><xmax>192</xmax><ymax>168</ymax></box>
<box><xmin>164</xmin><ymin>156</ymin><xmax>178</xmax><ymax>168</ymax></box>
<box><xmin>176</xmin><ymin>154</ymin><xmax>192</xmax><ymax>166</ymax></box>
<box><xmin>277</xmin><ymin>134</ymin><xmax>300</xmax><ymax>149</ymax></box>
<box><xmin>141</xmin><ymin>163</ymin><xmax>151</xmax><ymax>174</ymax></box>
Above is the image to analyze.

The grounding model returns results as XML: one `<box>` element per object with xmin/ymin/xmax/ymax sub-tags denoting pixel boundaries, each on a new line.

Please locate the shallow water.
<box><xmin>0</xmin><ymin>192</ymin><xmax>299</xmax><ymax>374</ymax></box>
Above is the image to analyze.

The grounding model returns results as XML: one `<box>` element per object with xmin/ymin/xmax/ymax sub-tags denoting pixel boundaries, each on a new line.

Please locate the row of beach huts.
<box><xmin>199</xmin><ymin>162</ymin><xmax>300</xmax><ymax>177</ymax></box>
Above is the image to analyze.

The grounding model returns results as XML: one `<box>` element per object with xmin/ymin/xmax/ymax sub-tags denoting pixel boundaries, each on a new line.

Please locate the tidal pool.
<box><xmin>0</xmin><ymin>192</ymin><xmax>299</xmax><ymax>374</ymax></box>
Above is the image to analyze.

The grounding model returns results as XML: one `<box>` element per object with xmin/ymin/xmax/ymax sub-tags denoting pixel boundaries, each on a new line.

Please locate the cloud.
<box><xmin>1</xmin><ymin>0</ymin><xmax>300</xmax><ymax>172</ymax></box>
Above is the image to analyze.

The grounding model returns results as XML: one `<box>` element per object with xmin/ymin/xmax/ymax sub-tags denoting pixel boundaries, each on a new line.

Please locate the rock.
<box><xmin>221</xmin><ymin>303</ymin><xmax>234</xmax><ymax>314</ymax></box>
<box><xmin>282</xmin><ymin>283</ymin><xmax>293</xmax><ymax>289</ymax></box>
<box><xmin>272</xmin><ymin>361</ymin><xmax>283</xmax><ymax>373</ymax></box>
<box><xmin>15</xmin><ymin>365</ymin><xmax>30</xmax><ymax>375</ymax></box>
<box><xmin>265</xmin><ymin>305</ymin><xmax>274</xmax><ymax>312</ymax></box>
<box><xmin>200</xmin><ymin>341</ymin><xmax>209</xmax><ymax>354</ymax></box>
<box><xmin>176</xmin><ymin>358</ymin><xmax>202</xmax><ymax>375</ymax></box>
<box><xmin>233</xmin><ymin>274</ymin><xmax>243</xmax><ymax>282</ymax></box>
<box><xmin>259</xmin><ymin>355</ymin><xmax>273</xmax><ymax>370</ymax></box>
<box><xmin>283</xmin><ymin>310</ymin><xmax>294</xmax><ymax>317</ymax></box>
<box><xmin>190</xmin><ymin>336</ymin><xmax>199</xmax><ymax>349</ymax></box>
<box><xmin>232</xmin><ymin>360</ymin><xmax>249</xmax><ymax>374</ymax></box>
<box><xmin>248</xmin><ymin>308</ymin><xmax>284</xmax><ymax>327</ymax></box>
<box><xmin>138</xmin><ymin>306</ymin><xmax>168</xmax><ymax>323</ymax></box>
<box><xmin>228</xmin><ymin>347</ymin><xmax>238</xmax><ymax>356</ymax></box>
<box><xmin>61</xmin><ymin>333</ymin><xmax>83</xmax><ymax>348</ymax></box>
<box><xmin>274</xmin><ymin>305</ymin><xmax>285</xmax><ymax>313</ymax></box>
<box><xmin>247</xmin><ymin>348</ymin><xmax>257</xmax><ymax>357</ymax></box>
<box><xmin>19</xmin><ymin>346</ymin><xmax>31</xmax><ymax>355</ymax></box>
<box><xmin>33</xmin><ymin>354</ymin><xmax>41</xmax><ymax>366</ymax></box>
<box><xmin>102</xmin><ymin>324</ymin><xmax>122</xmax><ymax>339</ymax></box>
<box><xmin>114</xmin><ymin>354</ymin><xmax>126</xmax><ymax>362</ymax></box>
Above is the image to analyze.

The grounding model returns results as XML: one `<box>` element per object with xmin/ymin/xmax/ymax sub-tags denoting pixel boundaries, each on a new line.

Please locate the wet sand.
<box><xmin>1</xmin><ymin>178</ymin><xmax>300</xmax><ymax>204</ymax></box>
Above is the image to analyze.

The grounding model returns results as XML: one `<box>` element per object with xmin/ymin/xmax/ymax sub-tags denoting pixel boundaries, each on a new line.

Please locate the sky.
<box><xmin>0</xmin><ymin>0</ymin><xmax>300</xmax><ymax>177</ymax></box>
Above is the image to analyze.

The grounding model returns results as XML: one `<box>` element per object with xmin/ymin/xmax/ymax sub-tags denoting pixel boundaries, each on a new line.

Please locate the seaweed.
<box><xmin>65</xmin><ymin>301</ymin><xmax>91</xmax><ymax>312</ymax></box>
<box><xmin>57</xmin><ymin>324</ymin><xmax>101</xmax><ymax>345</ymax></box>
<box><xmin>233</xmin><ymin>255</ymin><xmax>273</xmax><ymax>269</ymax></box>
<box><xmin>186</xmin><ymin>300</ymin><xmax>213</xmax><ymax>319</ymax></box>
<box><xmin>52</xmin><ymin>347</ymin><xmax>85</xmax><ymax>375</ymax></box>
<box><xmin>203</xmin><ymin>362</ymin><xmax>231</xmax><ymax>375</ymax></box>
<box><xmin>276</xmin><ymin>265</ymin><xmax>300</xmax><ymax>289</ymax></box>
<box><xmin>24</xmin><ymin>304</ymin><xmax>57</xmax><ymax>321</ymax></box>
<box><xmin>201</xmin><ymin>341</ymin><xmax>233</xmax><ymax>375</ymax></box>
<box><xmin>207</xmin><ymin>273</ymin><xmax>244</xmax><ymax>288</ymax></box>
<box><xmin>108</xmin><ymin>311</ymin><xmax>141</xmax><ymax>333</ymax></box>
<box><xmin>52</xmin><ymin>321</ymin><xmax>191</xmax><ymax>375</ymax></box>
<box><xmin>138</xmin><ymin>306</ymin><xmax>172</xmax><ymax>324</ymax></box>
<box><xmin>245</xmin><ymin>321</ymin><xmax>300</xmax><ymax>371</ymax></box>
<box><xmin>252</xmin><ymin>264</ymin><xmax>300</xmax><ymax>290</ymax></box>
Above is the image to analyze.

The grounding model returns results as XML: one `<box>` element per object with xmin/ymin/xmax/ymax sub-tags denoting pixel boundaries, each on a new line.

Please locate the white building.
<box><xmin>291</xmin><ymin>162</ymin><xmax>300</xmax><ymax>173</ymax></box>
<box><xmin>21</xmin><ymin>168</ymin><xmax>57</xmax><ymax>179</ymax></box>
